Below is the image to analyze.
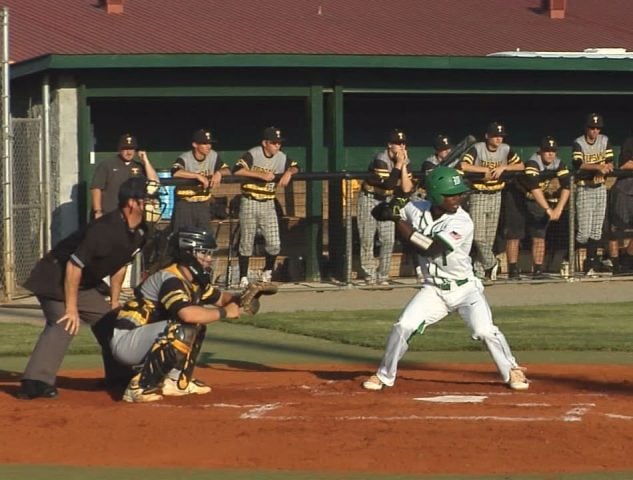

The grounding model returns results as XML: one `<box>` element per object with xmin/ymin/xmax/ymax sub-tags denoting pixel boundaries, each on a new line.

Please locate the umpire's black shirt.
<box><xmin>23</xmin><ymin>210</ymin><xmax>147</xmax><ymax>300</ymax></box>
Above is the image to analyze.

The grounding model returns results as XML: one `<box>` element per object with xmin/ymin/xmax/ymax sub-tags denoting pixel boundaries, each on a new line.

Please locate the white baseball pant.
<box><xmin>375</xmin><ymin>278</ymin><xmax>519</xmax><ymax>386</ymax></box>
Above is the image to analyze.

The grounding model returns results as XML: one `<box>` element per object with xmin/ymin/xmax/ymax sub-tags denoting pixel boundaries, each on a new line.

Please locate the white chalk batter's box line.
<box><xmin>150</xmin><ymin>392</ymin><xmax>632</xmax><ymax>423</ymax></box>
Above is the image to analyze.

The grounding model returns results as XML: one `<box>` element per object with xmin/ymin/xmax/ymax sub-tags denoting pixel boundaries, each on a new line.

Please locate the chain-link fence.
<box><xmin>0</xmin><ymin>118</ymin><xmax>44</xmax><ymax>301</ymax></box>
<box><xmin>11</xmin><ymin>118</ymin><xmax>44</xmax><ymax>296</ymax></box>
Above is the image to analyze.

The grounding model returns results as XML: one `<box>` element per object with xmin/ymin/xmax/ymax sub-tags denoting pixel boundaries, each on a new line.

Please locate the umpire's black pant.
<box><xmin>22</xmin><ymin>289</ymin><xmax>120</xmax><ymax>386</ymax></box>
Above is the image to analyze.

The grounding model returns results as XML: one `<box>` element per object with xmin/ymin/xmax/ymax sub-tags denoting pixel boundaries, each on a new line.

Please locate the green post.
<box><xmin>305</xmin><ymin>85</ymin><xmax>325</xmax><ymax>281</ymax></box>
<box><xmin>326</xmin><ymin>85</ymin><xmax>346</xmax><ymax>280</ymax></box>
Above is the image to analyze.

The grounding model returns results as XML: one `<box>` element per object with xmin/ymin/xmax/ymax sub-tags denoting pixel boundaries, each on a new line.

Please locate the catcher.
<box><xmin>105</xmin><ymin>226</ymin><xmax>276</xmax><ymax>403</ymax></box>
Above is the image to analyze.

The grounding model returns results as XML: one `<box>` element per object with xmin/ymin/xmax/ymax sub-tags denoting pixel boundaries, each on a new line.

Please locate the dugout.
<box><xmin>9</xmin><ymin>52</ymin><xmax>633</xmax><ymax>282</ymax></box>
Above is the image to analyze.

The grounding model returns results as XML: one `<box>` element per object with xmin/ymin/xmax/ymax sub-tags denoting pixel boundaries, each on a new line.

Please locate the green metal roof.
<box><xmin>11</xmin><ymin>53</ymin><xmax>633</xmax><ymax>80</ymax></box>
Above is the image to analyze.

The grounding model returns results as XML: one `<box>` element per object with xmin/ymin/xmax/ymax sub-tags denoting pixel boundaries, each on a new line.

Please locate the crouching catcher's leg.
<box><xmin>138</xmin><ymin>322</ymin><xmax>205</xmax><ymax>392</ymax></box>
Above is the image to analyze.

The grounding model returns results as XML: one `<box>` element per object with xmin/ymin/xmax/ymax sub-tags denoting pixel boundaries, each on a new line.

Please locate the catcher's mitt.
<box><xmin>239</xmin><ymin>282</ymin><xmax>279</xmax><ymax>315</ymax></box>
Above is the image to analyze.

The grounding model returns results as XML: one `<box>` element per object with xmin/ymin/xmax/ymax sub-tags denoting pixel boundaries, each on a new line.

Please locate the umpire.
<box><xmin>17</xmin><ymin>177</ymin><xmax>153</xmax><ymax>399</ymax></box>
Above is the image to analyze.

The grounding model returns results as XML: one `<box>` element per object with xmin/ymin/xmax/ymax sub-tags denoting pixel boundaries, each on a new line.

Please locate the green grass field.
<box><xmin>4</xmin><ymin>301</ymin><xmax>633</xmax><ymax>358</ymax></box>
<box><xmin>3</xmin><ymin>301</ymin><xmax>633</xmax><ymax>480</ymax></box>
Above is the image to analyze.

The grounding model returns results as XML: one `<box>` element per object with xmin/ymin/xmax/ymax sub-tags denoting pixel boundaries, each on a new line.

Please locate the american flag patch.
<box><xmin>449</xmin><ymin>231</ymin><xmax>462</xmax><ymax>240</ymax></box>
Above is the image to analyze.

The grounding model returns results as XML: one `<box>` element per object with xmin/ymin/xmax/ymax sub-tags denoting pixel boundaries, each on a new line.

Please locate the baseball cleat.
<box><xmin>485</xmin><ymin>261</ymin><xmax>499</xmax><ymax>282</ymax></box>
<box><xmin>162</xmin><ymin>378</ymin><xmax>212</xmax><ymax>396</ymax></box>
<box><xmin>508</xmin><ymin>367</ymin><xmax>529</xmax><ymax>391</ymax></box>
<box><xmin>239</xmin><ymin>276</ymin><xmax>250</xmax><ymax>289</ymax></box>
<box><xmin>122</xmin><ymin>385</ymin><xmax>163</xmax><ymax>403</ymax></box>
<box><xmin>261</xmin><ymin>269</ymin><xmax>273</xmax><ymax>283</ymax></box>
<box><xmin>122</xmin><ymin>374</ymin><xmax>163</xmax><ymax>403</ymax></box>
<box><xmin>16</xmin><ymin>379</ymin><xmax>58</xmax><ymax>400</ymax></box>
<box><xmin>362</xmin><ymin>375</ymin><xmax>385</xmax><ymax>391</ymax></box>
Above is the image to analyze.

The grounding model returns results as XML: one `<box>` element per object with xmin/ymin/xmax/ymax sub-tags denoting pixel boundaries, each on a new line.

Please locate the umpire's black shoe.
<box><xmin>16</xmin><ymin>379</ymin><xmax>58</xmax><ymax>400</ymax></box>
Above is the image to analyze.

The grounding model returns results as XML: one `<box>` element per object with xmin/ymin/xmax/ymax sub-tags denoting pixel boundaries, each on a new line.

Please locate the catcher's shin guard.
<box><xmin>177</xmin><ymin>324</ymin><xmax>206</xmax><ymax>390</ymax></box>
<box><xmin>138</xmin><ymin>322</ymin><xmax>202</xmax><ymax>391</ymax></box>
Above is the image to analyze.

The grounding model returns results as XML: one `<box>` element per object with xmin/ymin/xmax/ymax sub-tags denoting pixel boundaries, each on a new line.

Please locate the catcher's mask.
<box><xmin>144</xmin><ymin>180</ymin><xmax>166</xmax><ymax>224</ymax></box>
<box><xmin>118</xmin><ymin>177</ymin><xmax>165</xmax><ymax>224</ymax></box>
<box><xmin>174</xmin><ymin>227</ymin><xmax>217</xmax><ymax>288</ymax></box>
<box><xmin>426</xmin><ymin>166</ymin><xmax>469</xmax><ymax>206</ymax></box>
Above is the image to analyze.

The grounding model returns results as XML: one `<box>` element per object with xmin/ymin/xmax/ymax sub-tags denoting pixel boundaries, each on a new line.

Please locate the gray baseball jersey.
<box><xmin>571</xmin><ymin>134</ymin><xmax>614</xmax><ymax>186</ymax></box>
<box><xmin>172</xmin><ymin>150</ymin><xmax>227</xmax><ymax>202</ymax></box>
<box><xmin>235</xmin><ymin>146</ymin><xmax>298</xmax><ymax>201</ymax></box>
<box><xmin>462</xmin><ymin>142</ymin><xmax>521</xmax><ymax>192</ymax></box>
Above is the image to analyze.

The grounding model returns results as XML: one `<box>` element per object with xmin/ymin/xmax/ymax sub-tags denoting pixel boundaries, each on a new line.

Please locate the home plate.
<box><xmin>414</xmin><ymin>395</ymin><xmax>487</xmax><ymax>403</ymax></box>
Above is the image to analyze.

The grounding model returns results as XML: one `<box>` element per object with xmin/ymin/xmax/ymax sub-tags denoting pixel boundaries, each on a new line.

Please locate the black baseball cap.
<box><xmin>540</xmin><ymin>136</ymin><xmax>558</xmax><ymax>152</ymax></box>
<box><xmin>433</xmin><ymin>134</ymin><xmax>452</xmax><ymax>151</ymax></box>
<box><xmin>262</xmin><ymin>126</ymin><xmax>285</xmax><ymax>142</ymax></box>
<box><xmin>192</xmin><ymin>129</ymin><xmax>214</xmax><ymax>144</ymax></box>
<box><xmin>486</xmin><ymin>122</ymin><xmax>507</xmax><ymax>137</ymax></box>
<box><xmin>117</xmin><ymin>133</ymin><xmax>138</xmax><ymax>150</ymax></box>
<box><xmin>586</xmin><ymin>113</ymin><xmax>604</xmax><ymax>128</ymax></box>
<box><xmin>387</xmin><ymin>129</ymin><xmax>407</xmax><ymax>144</ymax></box>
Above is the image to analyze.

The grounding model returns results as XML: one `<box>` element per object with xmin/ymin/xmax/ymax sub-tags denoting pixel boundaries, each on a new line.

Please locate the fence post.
<box><xmin>344</xmin><ymin>174</ymin><xmax>353</xmax><ymax>286</ymax></box>
<box><xmin>1</xmin><ymin>7</ymin><xmax>14</xmax><ymax>298</ymax></box>
<box><xmin>567</xmin><ymin>174</ymin><xmax>576</xmax><ymax>280</ymax></box>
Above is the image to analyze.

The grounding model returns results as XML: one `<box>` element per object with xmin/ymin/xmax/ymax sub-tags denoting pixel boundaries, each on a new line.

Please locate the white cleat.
<box><xmin>122</xmin><ymin>376</ymin><xmax>163</xmax><ymax>403</ymax></box>
<box><xmin>261</xmin><ymin>269</ymin><xmax>273</xmax><ymax>283</ymax></box>
<box><xmin>508</xmin><ymin>367</ymin><xmax>529</xmax><ymax>391</ymax></box>
<box><xmin>162</xmin><ymin>378</ymin><xmax>212</xmax><ymax>397</ymax></box>
<box><xmin>362</xmin><ymin>375</ymin><xmax>385</xmax><ymax>391</ymax></box>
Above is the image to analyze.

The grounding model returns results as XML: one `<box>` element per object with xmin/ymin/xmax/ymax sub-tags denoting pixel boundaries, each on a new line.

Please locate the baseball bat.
<box><xmin>439</xmin><ymin>134</ymin><xmax>478</xmax><ymax>168</ymax></box>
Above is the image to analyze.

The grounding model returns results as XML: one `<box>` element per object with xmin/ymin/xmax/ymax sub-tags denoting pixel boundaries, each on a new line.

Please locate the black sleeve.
<box><xmin>571</xmin><ymin>141</ymin><xmax>583</xmax><ymax>170</ymax></box>
<box><xmin>171</xmin><ymin>157</ymin><xmax>186</xmax><ymax>175</ymax></box>
<box><xmin>232</xmin><ymin>151</ymin><xmax>253</xmax><ymax>173</ymax></box>
<box><xmin>521</xmin><ymin>159</ymin><xmax>541</xmax><ymax>191</ymax></box>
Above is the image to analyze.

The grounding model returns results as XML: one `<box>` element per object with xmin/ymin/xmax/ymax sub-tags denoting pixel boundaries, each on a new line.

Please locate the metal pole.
<box><xmin>344</xmin><ymin>175</ymin><xmax>353</xmax><ymax>286</ymax></box>
<box><xmin>42</xmin><ymin>74</ymin><xmax>51</xmax><ymax>252</ymax></box>
<box><xmin>1</xmin><ymin>7</ymin><xmax>14</xmax><ymax>297</ymax></box>
<box><xmin>568</xmin><ymin>175</ymin><xmax>576</xmax><ymax>280</ymax></box>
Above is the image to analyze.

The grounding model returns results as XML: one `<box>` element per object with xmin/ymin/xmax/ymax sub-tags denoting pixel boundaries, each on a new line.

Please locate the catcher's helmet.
<box><xmin>173</xmin><ymin>227</ymin><xmax>217</xmax><ymax>288</ymax></box>
<box><xmin>177</xmin><ymin>227</ymin><xmax>217</xmax><ymax>253</ymax></box>
<box><xmin>426</xmin><ymin>166</ymin><xmax>469</xmax><ymax>206</ymax></box>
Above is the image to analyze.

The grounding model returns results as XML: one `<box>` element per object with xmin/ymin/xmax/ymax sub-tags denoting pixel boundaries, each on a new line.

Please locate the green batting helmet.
<box><xmin>426</xmin><ymin>166</ymin><xmax>469</xmax><ymax>206</ymax></box>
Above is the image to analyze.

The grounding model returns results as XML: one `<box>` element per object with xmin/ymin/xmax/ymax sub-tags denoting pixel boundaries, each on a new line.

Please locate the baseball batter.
<box><xmin>362</xmin><ymin>166</ymin><xmax>529</xmax><ymax>391</ymax></box>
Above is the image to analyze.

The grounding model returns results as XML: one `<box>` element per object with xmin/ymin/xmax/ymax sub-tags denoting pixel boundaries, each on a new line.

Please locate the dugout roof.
<box><xmin>4</xmin><ymin>0</ymin><xmax>633</xmax><ymax>78</ymax></box>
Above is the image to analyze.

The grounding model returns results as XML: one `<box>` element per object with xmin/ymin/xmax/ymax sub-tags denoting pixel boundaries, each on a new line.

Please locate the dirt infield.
<box><xmin>2</xmin><ymin>363</ymin><xmax>632</xmax><ymax>476</ymax></box>
<box><xmin>2</xmin><ymin>280</ymin><xmax>632</xmax><ymax>477</ymax></box>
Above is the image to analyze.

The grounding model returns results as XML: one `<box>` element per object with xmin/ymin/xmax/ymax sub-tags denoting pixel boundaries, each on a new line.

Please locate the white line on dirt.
<box><xmin>414</xmin><ymin>395</ymin><xmax>487</xmax><ymax>403</ymax></box>
<box><xmin>604</xmin><ymin>413</ymin><xmax>633</xmax><ymax>420</ymax></box>
<box><xmin>240</xmin><ymin>402</ymin><xmax>282</xmax><ymax>419</ymax></box>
